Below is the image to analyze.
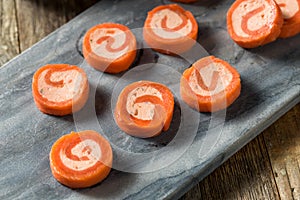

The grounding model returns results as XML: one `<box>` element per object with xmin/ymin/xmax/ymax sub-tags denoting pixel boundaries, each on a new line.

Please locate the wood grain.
<box><xmin>264</xmin><ymin>103</ymin><xmax>300</xmax><ymax>200</ymax></box>
<box><xmin>181</xmin><ymin>135</ymin><xmax>280</xmax><ymax>200</ymax></box>
<box><xmin>0</xmin><ymin>0</ymin><xmax>299</xmax><ymax>199</ymax></box>
<box><xmin>181</xmin><ymin>103</ymin><xmax>299</xmax><ymax>200</ymax></box>
<box><xmin>15</xmin><ymin>0</ymin><xmax>97</xmax><ymax>51</ymax></box>
<box><xmin>0</xmin><ymin>0</ymin><xmax>19</xmax><ymax>65</ymax></box>
<box><xmin>0</xmin><ymin>0</ymin><xmax>97</xmax><ymax>66</ymax></box>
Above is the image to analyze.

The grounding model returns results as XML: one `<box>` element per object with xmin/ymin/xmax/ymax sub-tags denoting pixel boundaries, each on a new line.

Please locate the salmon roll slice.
<box><xmin>114</xmin><ymin>81</ymin><xmax>174</xmax><ymax>138</ymax></box>
<box><xmin>32</xmin><ymin>64</ymin><xmax>89</xmax><ymax>116</ymax></box>
<box><xmin>143</xmin><ymin>4</ymin><xmax>198</xmax><ymax>55</ymax></box>
<box><xmin>50</xmin><ymin>130</ymin><xmax>113</xmax><ymax>188</ymax></box>
<box><xmin>83</xmin><ymin>23</ymin><xmax>137</xmax><ymax>73</ymax></box>
<box><xmin>227</xmin><ymin>0</ymin><xmax>283</xmax><ymax>48</ymax></box>
<box><xmin>180</xmin><ymin>56</ymin><xmax>241</xmax><ymax>112</ymax></box>
<box><xmin>275</xmin><ymin>0</ymin><xmax>300</xmax><ymax>38</ymax></box>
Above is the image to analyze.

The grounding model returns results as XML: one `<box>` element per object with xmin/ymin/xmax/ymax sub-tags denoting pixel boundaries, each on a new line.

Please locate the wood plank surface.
<box><xmin>181</xmin><ymin>103</ymin><xmax>299</xmax><ymax>200</ymax></box>
<box><xmin>0</xmin><ymin>0</ymin><xmax>299</xmax><ymax>199</ymax></box>
<box><xmin>264</xmin><ymin>104</ymin><xmax>300</xmax><ymax>200</ymax></box>
<box><xmin>0</xmin><ymin>0</ymin><xmax>19</xmax><ymax>65</ymax></box>
<box><xmin>15</xmin><ymin>0</ymin><xmax>97</xmax><ymax>51</ymax></box>
<box><xmin>181</xmin><ymin>135</ymin><xmax>280</xmax><ymax>200</ymax></box>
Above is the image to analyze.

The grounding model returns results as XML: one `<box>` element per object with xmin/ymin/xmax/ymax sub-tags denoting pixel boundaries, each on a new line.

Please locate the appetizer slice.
<box><xmin>83</xmin><ymin>23</ymin><xmax>137</xmax><ymax>73</ymax></box>
<box><xmin>180</xmin><ymin>56</ymin><xmax>241</xmax><ymax>112</ymax></box>
<box><xmin>32</xmin><ymin>64</ymin><xmax>89</xmax><ymax>116</ymax></box>
<box><xmin>114</xmin><ymin>81</ymin><xmax>174</xmax><ymax>138</ymax></box>
<box><xmin>275</xmin><ymin>0</ymin><xmax>300</xmax><ymax>38</ymax></box>
<box><xmin>50</xmin><ymin>130</ymin><xmax>113</xmax><ymax>188</ymax></box>
<box><xmin>227</xmin><ymin>0</ymin><xmax>283</xmax><ymax>48</ymax></box>
<box><xmin>143</xmin><ymin>4</ymin><xmax>198</xmax><ymax>55</ymax></box>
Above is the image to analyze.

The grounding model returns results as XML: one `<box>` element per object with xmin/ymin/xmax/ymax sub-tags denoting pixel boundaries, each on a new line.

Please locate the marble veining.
<box><xmin>0</xmin><ymin>0</ymin><xmax>299</xmax><ymax>199</ymax></box>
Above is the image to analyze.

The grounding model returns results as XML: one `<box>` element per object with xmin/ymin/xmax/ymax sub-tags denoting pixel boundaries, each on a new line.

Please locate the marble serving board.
<box><xmin>1</xmin><ymin>0</ymin><xmax>299</xmax><ymax>199</ymax></box>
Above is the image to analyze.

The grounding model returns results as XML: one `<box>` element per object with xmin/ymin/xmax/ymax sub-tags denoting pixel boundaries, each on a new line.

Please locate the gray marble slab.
<box><xmin>0</xmin><ymin>0</ymin><xmax>299</xmax><ymax>199</ymax></box>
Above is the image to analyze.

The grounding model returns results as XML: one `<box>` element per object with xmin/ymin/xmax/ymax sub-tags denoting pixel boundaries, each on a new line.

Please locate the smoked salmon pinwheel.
<box><xmin>50</xmin><ymin>130</ymin><xmax>113</xmax><ymax>188</ymax></box>
<box><xmin>83</xmin><ymin>23</ymin><xmax>137</xmax><ymax>73</ymax></box>
<box><xmin>32</xmin><ymin>64</ymin><xmax>89</xmax><ymax>116</ymax></box>
<box><xmin>114</xmin><ymin>81</ymin><xmax>174</xmax><ymax>138</ymax></box>
<box><xmin>143</xmin><ymin>4</ymin><xmax>198</xmax><ymax>55</ymax></box>
<box><xmin>180</xmin><ymin>56</ymin><xmax>241</xmax><ymax>112</ymax></box>
<box><xmin>227</xmin><ymin>0</ymin><xmax>283</xmax><ymax>48</ymax></box>
<box><xmin>275</xmin><ymin>0</ymin><xmax>300</xmax><ymax>38</ymax></box>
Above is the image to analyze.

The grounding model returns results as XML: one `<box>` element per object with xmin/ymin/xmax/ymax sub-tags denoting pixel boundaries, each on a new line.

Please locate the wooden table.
<box><xmin>1</xmin><ymin>0</ymin><xmax>299</xmax><ymax>199</ymax></box>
